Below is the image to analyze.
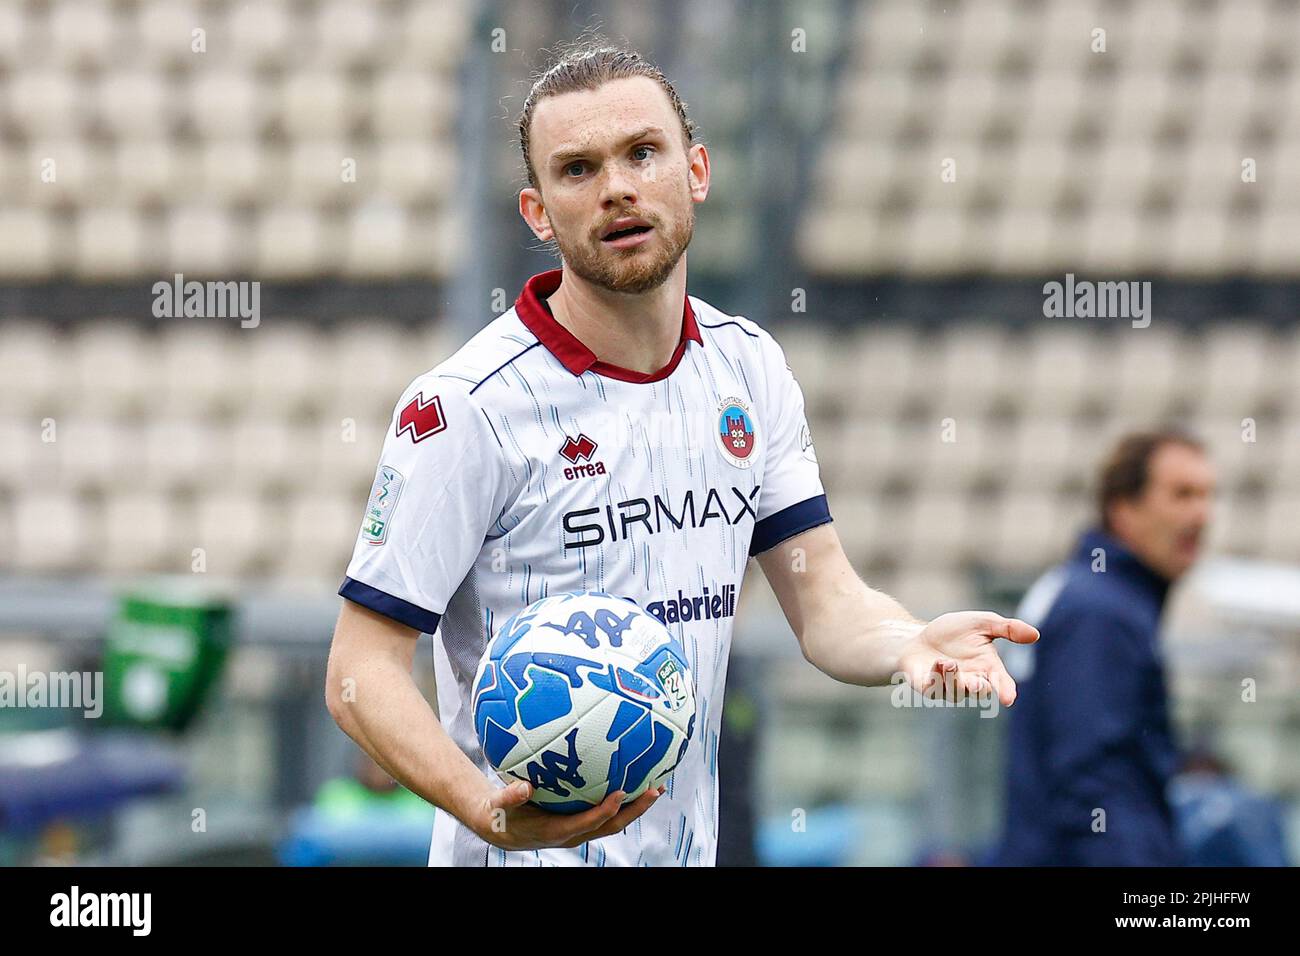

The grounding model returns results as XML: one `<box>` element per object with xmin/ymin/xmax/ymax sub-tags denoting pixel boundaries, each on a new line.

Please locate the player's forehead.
<box><xmin>532</xmin><ymin>75</ymin><xmax>680</xmax><ymax>162</ymax></box>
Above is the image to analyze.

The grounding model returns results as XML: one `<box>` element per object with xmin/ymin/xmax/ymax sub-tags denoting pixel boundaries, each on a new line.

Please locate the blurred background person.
<box><xmin>995</xmin><ymin>431</ymin><xmax>1215</xmax><ymax>866</ymax></box>
<box><xmin>1168</xmin><ymin>744</ymin><xmax>1290</xmax><ymax>867</ymax></box>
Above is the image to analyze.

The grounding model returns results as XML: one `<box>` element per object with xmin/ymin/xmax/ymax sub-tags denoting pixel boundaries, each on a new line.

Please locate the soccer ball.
<box><xmin>471</xmin><ymin>591</ymin><xmax>697</xmax><ymax>813</ymax></box>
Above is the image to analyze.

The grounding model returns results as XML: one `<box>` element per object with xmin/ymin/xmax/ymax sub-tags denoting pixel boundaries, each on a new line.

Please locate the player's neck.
<box><xmin>546</xmin><ymin>263</ymin><xmax>688</xmax><ymax>375</ymax></box>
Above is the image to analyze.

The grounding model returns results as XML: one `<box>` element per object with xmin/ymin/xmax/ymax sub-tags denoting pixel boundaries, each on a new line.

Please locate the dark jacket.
<box><xmin>996</xmin><ymin>528</ymin><xmax>1184</xmax><ymax>866</ymax></box>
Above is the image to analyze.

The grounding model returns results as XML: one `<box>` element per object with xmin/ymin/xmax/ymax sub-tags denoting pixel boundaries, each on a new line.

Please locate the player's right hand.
<box><xmin>470</xmin><ymin>779</ymin><xmax>664</xmax><ymax>851</ymax></box>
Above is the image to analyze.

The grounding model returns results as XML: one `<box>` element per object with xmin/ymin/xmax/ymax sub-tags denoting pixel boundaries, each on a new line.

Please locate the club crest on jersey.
<box><xmin>361</xmin><ymin>465</ymin><xmax>404</xmax><ymax>545</ymax></box>
<box><xmin>396</xmin><ymin>392</ymin><xmax>446</xmax><ymax>443</ymax></box>
<box><xmin>715</xmin><ymin>396</ymin><xmax>757</xmax><ymax>468</ymax></box>
<box><xmin>559</xmin><ymin>433</ymin><xmax>605</xmax><ymax>480</ymax></box>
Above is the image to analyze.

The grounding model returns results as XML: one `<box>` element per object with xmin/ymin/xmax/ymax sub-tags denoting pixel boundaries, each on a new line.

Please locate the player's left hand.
<box><xmin>897</xmin><ymin>611</ymin><xmax>1039</xmax><ymax>707</ymax></box>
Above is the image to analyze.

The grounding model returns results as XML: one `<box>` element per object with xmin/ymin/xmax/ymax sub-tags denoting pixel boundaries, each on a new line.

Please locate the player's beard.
<box><xmin>555</xmin><ymin>202</ymin><xmax>695</xmax><ymax>295</ymax></box>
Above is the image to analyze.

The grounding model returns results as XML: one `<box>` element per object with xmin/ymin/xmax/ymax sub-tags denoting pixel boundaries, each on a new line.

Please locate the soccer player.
<box><xmin>326</xmin><ymin>40</ymin><xmax>1039</xmax><ymax>866</ymax></box>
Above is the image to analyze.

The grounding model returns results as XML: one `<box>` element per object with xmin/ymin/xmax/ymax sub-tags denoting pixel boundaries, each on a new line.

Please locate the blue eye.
<box><xmin>564</xmin><ymin>162</ymin><xmax>586</xmax><ymax>177</ymax></box>
<box><xmin>633</xmin><ymin>145</ymin><xmax>654</xmax><ymax>161</ymax></box>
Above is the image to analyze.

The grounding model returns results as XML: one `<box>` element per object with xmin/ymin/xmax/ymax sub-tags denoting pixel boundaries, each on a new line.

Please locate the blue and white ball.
<box><xmin>472</xmin><ymin>591</ymin><xmax>697</xmax><ymax>813</ymax></box>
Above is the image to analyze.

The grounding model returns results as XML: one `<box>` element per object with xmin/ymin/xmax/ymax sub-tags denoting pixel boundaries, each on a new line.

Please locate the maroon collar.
<box><xmin>514</xmin><ymin>269</ymin><xmax>702</xmax><ymax>383</ymax></box>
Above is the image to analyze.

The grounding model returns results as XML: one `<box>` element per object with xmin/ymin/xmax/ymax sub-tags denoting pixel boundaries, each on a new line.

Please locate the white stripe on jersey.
<box><xmin>342</xmin><ymin>269</ymin><xmax>831</xmax><ymax>867</ymax></box>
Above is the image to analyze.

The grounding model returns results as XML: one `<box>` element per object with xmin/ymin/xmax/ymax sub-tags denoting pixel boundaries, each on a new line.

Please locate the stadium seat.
<box><xmin>989</xmin><ymin>208</ymin><xmax>1056</xmax><ymax>273</ymax></box>
<box><xmin>279</xmin><ymin>70</ymin><xmax>357</xmax><ymax>139</ymax></box>
<box><xmin>142</xmin><ymin>418</ymin><xmax>220</xmax><ymax>491</ymax></box>
<box><xmin>254</xmin><ymin>206</ymin><xmax>334</xmax><ymax>277</ymax></box>
<box><xmin>1008</xmin><ymin>419</ymin><xmax>1081</xmax><ymax>493</ymax></box>
<box><xmin>189</xmin><ymin>69</ymin><xmax>265</xmax><ymax>139</ymax></box>
<box><xmin>7</xmin><ymin>70</ymin><xmax>82</xmax><ymax>138</ymax></box>
<box><xmin>0</xmin><ymin>322</ymin><xmax>62</xmax><ymax>412</ymax></box>
<box><xmin>891</xmin><ymin>567</ymin><xmax>976</xmax><ymax>621</ymax></box>
<box><xmin>194</xmin><ymin>492</ymin><xmax>280</xmax><ymax>575</ymax></box>
<box><xmin>841</xmin><ymin>72</ymin><xmax>915</xmax><ymax>139</ymax></box>
<box><xmin>1270</xmin><ymin>418</ymin><xmax>1300</xmax><ymax>493</ymax></box>
<box><xmin>280</xmin><ymin>491</ymin><xmax>363</xmax><ymax>583</ymax></box>
<box><xmin>114</xmin><ymin>139</ymin><xmax>185</xmax><ymax>204</ymax></box>
<box><xmin>12</xmin><ymin>491</ymin><xmax>92</xmax><ymax>572</ymax></box>
<box><xmin>166</xmin><ymin>205</ymin><xmax>242</xmax><ymax>274</ymax></box>
<box><xmin>398</xmin><ymin>0</ymin><xmax>472</xmax><ymax>67</ymax></box>
<box><xmin>920</xmin><ymin>418</ymin><xmax>1003</xmax><ymax>492</ymax></box>
<box><xmin>371</xmin><ymin>70</ymin><xmax>457</xmax><ymax>138</ymax></box>
<box><xmin>310</xmin><ymin>416</ymin><xmax>389</xmax><ymax>494</ymax></box>
<box><xmin>898</xmin><ymin>494</ymin><xmax>978</xmax><ymax>568</ymax></box>
<box><xmin>287</xmin><ymin>140</ymin><xmax>355</xmax><ymax>205</ymax></box>
<box><xmin>1209</xmin><ymin>491</ymin><xmax>1267</xmax><ymax>558</ymax></box>
<box><xmin>226</xmin><ymin>419</ymin><xmax>314</xmax><ymax>491</ymax></box>
<box><xmin>243</xmin><ymin>324</ymin><xmax>329</xmax><ymax>413</ymax></box>
<box><xmin>50</xmin><ymin>0</ymin><xmax>117</xmax><ymax>68</ymax></box>
<box><xmin>329</xmin><ymin>322</ymin><xmax>429</xmax><ymax>419</ymax></box>
<box><xmin>0</xmin><ymin>417</ymin><xmax>40</xmax><ymax>489</ymax></box>
<box><xmin>72</xmin><ymin>322</ymin><xmax>155</xmax><ymax>414</ymax></box>
<box><xmin>1200</xmin><ymin>325</ymin><xmax>1273</xmax><ymax>411</ymax></box>
<box><xmin>1111</xmin><ymin>328</ymin><xmax>1192</xmax><ymax>413</ymax></box>
<box><xmin>0</xmin><ymin>4</ymin><xmax>27</xmax><ymax>66</ymax></box>
<box><xmin>157</xmin><ymin>323</ymin><xmax>245</xmax><ymax>415</ymax></box>
<box><xmin>199</xmin><ymin>140</ymin><xmax>273</xmax><ymax>205</ymax></box>
<box><xmin>376</xmin><ymin>141</ymin><xmax>449</xmax><ymax>205</ymax></box>
<box><xmin>1254</xmin><ymin>208</ymin><xmax>1300</xmax><ymax>274</ymax></box>
<box><xmin>96</xmin><ymin>69</ymin><xmax>170</xmax><ymax>138</ymax></box>
<box><xmin>226</xmin><ymin>1</ymin><xmax>295</xmax><ymax>66</ymax></box>
<box><xmin>75</xmin><ymin>207</ymin><xmax>150</xmax><ymax>279</ymax></box>
<box><xmin>930</xmin><ymin>326</ymin><xmax>1015</xmax><ymax>416</ymax></box>
<box><xmin>312</xmin><ymin>0</ymin><xmax>385</xmax><ymax>67</ymax></box>
<box><xmin>55</xmin><ymin>417</ymin><xmax>129</xmax><ymax>492</ymax></box>
<box><xmin>101</xmin><ymin>492</ymin><xmax>179</xmax><ymax>573</ymax></box>
<box><xmin>828</xmin><ymin>493</ymin><xmax>880</xmax><ymax>570</ymax></box>
<box><xmin>20</xmin><ymin>141</ymin><xmax>106</xmax><ymax>212</ymax></box>
<box><xmin>1209</xmin><ymin>1</ymin><xmax>1272</xmax><ymax>69</ymax></box>
<box><xmin>1021</xmin><ymin>326</ymin><xmax>1106</xmax><ymax>416</ymax></box>
<box><xmin>341</xmin><ymin>201</ymin><xmax>412</xmax><ymax>276</ymax></box>
<box><xmin>987</xmin><ymin>491</ymin><xmax>1069</xmax><ymax>571</ymax></box>
<box><xmin>135</xmin><ymin>0</ymin><xmax>205</xmax><ymax>66</ymax></box>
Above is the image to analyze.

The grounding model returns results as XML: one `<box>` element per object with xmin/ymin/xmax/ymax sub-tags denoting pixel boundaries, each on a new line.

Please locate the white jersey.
<box><xmin>340</xmin><ymin>269</ymin><xmax>830</xmax><ymax>866</ymax></box>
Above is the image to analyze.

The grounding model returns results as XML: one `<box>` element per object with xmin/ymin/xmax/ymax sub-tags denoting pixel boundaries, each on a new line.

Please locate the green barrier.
<box><xmin>102</xmin><ymin>585</ymin><xmax>232</xmax><ymax>732</ymax></box>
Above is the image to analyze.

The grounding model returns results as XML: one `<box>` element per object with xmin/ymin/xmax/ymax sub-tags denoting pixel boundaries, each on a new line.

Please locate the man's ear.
<box><xmin>519</xmin><ymin>187</ymin><xmax>553</xmax><ymax>241</ymax></box>
<box><xmin>687</xmin><ymin>143</ymin><xmax>710</xmax><ymax>203</ymax></box>
<box><xmin>1107</xmin><ymin>499</ymin><xmax>1138</xmax><ymax>539</ymax></box>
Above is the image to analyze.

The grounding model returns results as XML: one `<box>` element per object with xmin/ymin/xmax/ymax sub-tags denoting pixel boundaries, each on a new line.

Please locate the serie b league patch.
<box><xmin>362</xmin><ymin>465</ymin><xmax>405</xmax><ymax>545</ymax></box>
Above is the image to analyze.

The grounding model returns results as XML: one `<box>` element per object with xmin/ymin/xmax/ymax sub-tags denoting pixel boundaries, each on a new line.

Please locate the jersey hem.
<box><xmin>749</xmin><ymin>494</ymin><xmax>833</xmax><ymax>556</ymax></box>
<box><xmin>339</xmin><ymin>576</ymin><xmax>443</xmax><ymax>634</ymax></box>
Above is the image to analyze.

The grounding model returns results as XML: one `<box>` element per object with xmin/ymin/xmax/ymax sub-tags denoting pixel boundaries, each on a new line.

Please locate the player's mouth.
<box><xmin>599</xmin><ymin>217</ymin><xmax>654</xmax><ymax>249</ymax></box>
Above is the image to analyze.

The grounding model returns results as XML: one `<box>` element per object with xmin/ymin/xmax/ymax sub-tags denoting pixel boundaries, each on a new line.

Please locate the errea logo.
<box><xmin>559</xmin><ymin>433</ymin><xmax>605</xmax><ymax>480</ymax></box>
<box><xmin>396</xmin><ymin>392</ymin><xmax>447</xmax><ymax>444</ymax></box>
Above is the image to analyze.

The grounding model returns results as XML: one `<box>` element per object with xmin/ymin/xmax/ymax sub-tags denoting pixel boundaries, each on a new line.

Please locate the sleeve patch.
<box><xmin>361</xmin><ymin>465</ymin><xmax>405</xmax><ymax>545</ymax></box>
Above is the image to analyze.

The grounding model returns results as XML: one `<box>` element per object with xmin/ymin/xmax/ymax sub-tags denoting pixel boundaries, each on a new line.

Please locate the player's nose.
<box><xmin>599</xmin><ymin>167</ymin><xmax>640</xmax><ymax>208</ymax></box>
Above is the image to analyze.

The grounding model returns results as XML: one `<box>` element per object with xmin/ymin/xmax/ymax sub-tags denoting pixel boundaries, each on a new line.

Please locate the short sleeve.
<box><xmin>339</xmin><ymin>378</ymin><xmax>508</xmax><ymax>633</ymax></box>
<box><xmin>748</xmin><ymin>336</ymin><xmax>832</xmax><ymax>556</ymax></box>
